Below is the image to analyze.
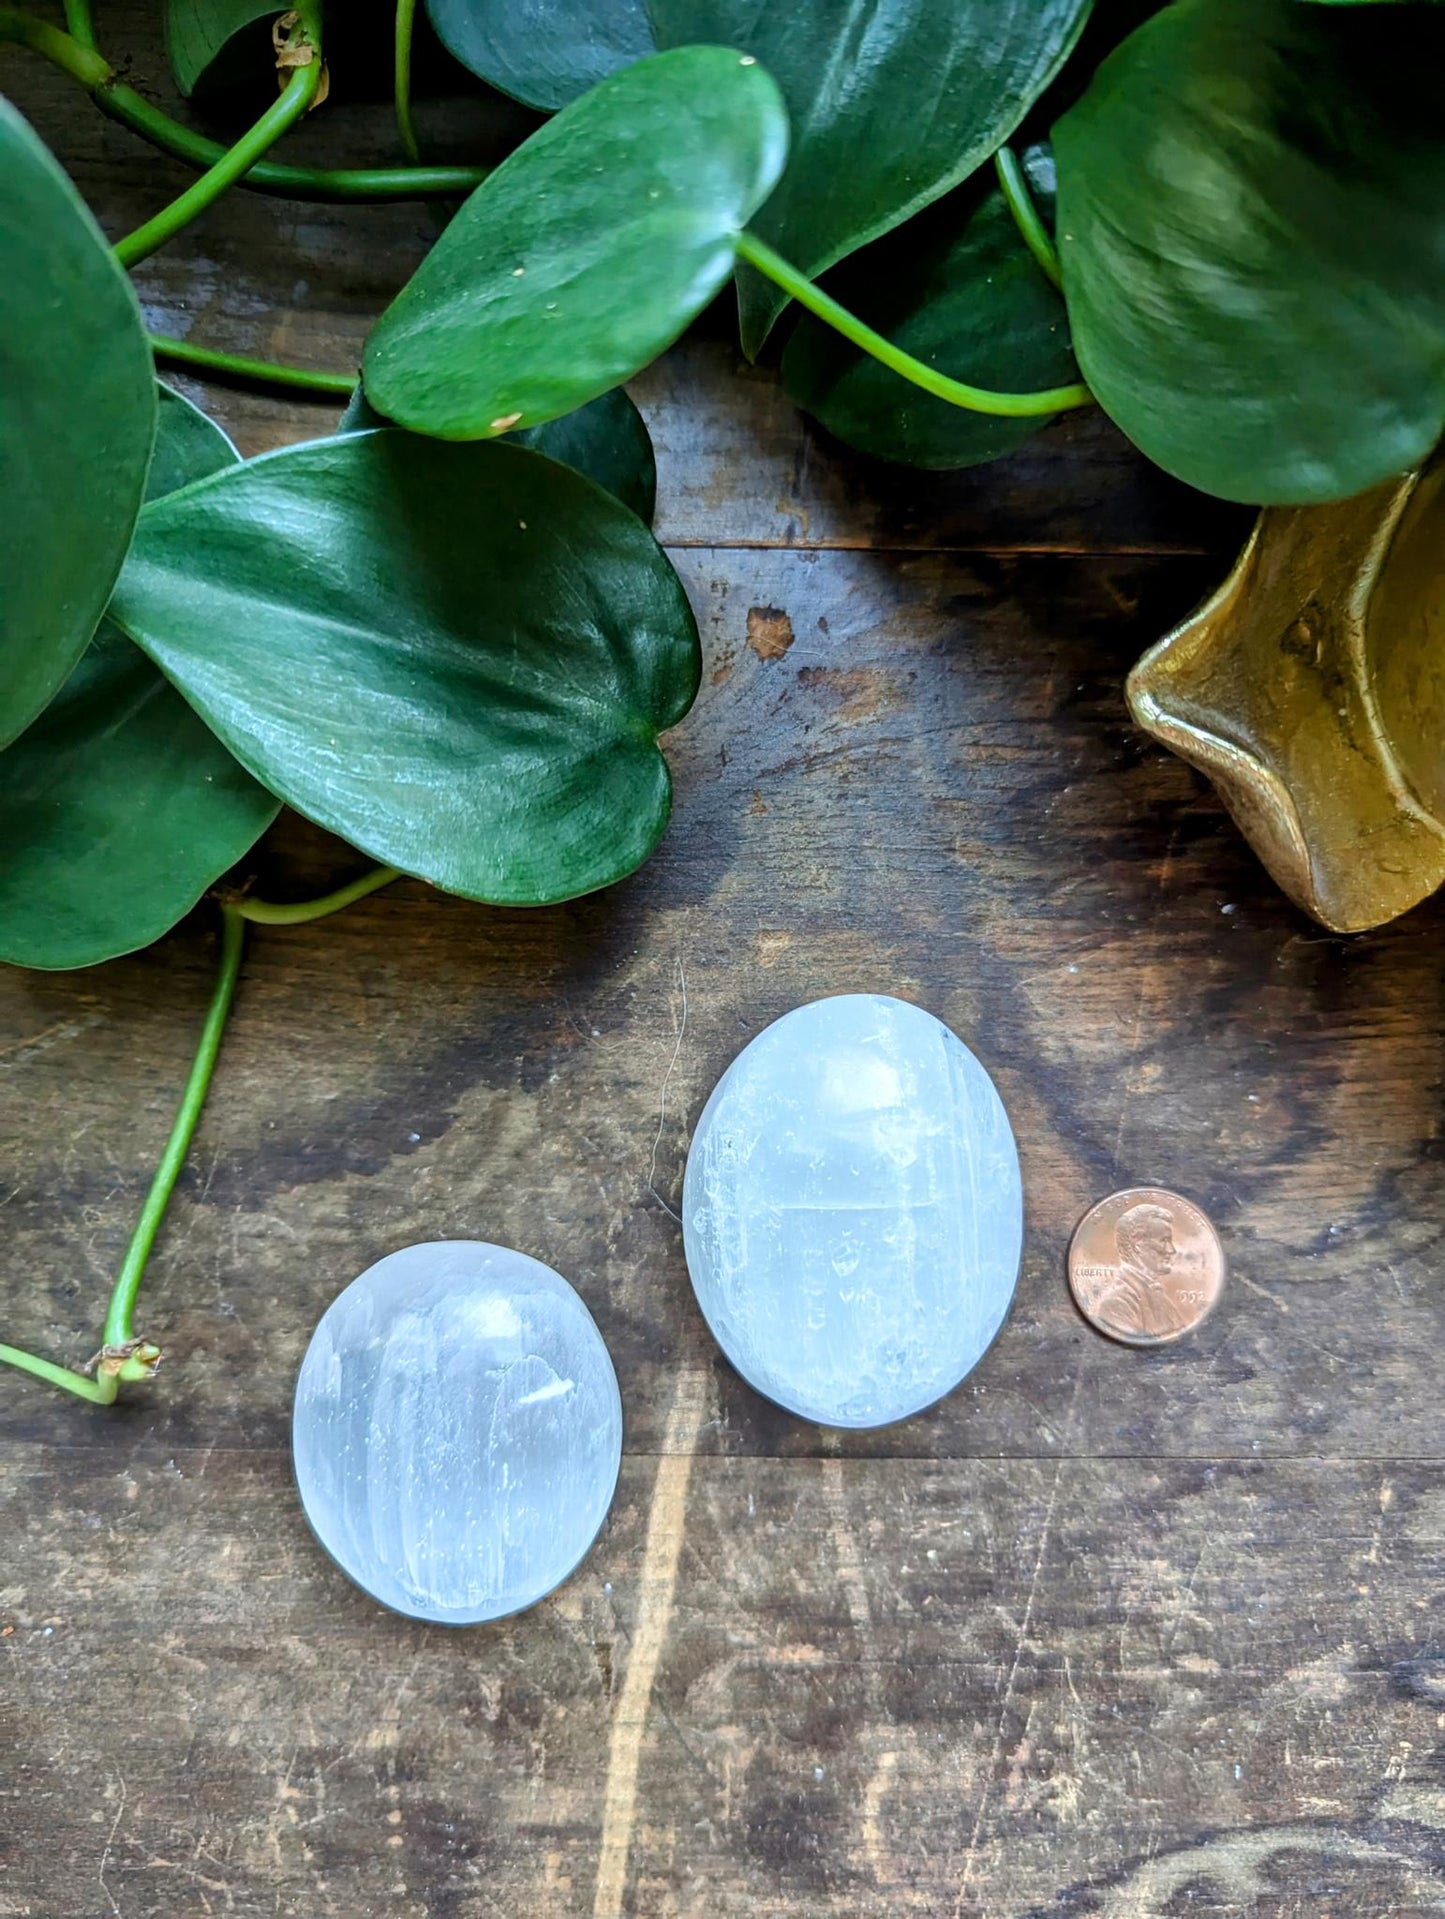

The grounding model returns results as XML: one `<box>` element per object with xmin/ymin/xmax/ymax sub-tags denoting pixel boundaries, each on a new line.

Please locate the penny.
<box><xmin>1067</xmin><ymin>1188</ymin><xmax>1225</xmax><ymax>1347</ymax></box>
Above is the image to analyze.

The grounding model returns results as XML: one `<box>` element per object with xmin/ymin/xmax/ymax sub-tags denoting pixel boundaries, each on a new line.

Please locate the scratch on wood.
<box><xmin>1364</xmin><ymin>1475</ymin><xmax>1394</xmax><ymax>1566</ymax></box>
<box><xmin>823</xmin><ymin>1458</ymin><xmax>873</xmax><ymax>1647</ymax></box>
<box><xmin>1163</xmin><ymin>1537</ymin><xmax>1215</xmax><ymax>1651</ymax></box>
<box><xmin>1230</xmin><ymin>1268</ymin><xmax>1292</xmax><ymax>1315</ymax></box>
<box><xmin>0</xmin><ymin>1013</ymin><xmax>103</xmax><ymax>1071</ymax></box>
<box><xmin>827</xmin><ymin>1459</ymin><xmax>898</xmax><ymax>1890</ymax></box>
<box><xmin>98</xmin><ymin>1772</ymin><xmax>126</xmax><ymax>1917</ymax></box>
<box><xmin>645</xmin><ymin>953</ymin><xmax>688</xmax><ymax>1225</ymax></box>
<box><xmin>954</xmin><ymin>1458</ymin><xmax>1065</xmax><ymax>1914</ymax></box>
<box><xmin>591</xmin><ymin>1367</ymin><xmax>708</xmax><ymax>1919</ymax></box>
<box><xmin>1110</xmin><ymin>821</ymin><xmax>1181</xmax><ymax>1172</ymax></box>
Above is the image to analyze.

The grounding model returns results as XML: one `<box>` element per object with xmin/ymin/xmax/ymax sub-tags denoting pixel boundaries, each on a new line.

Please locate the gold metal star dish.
<box><xmin>1128</xmin><ymin>453</ymin><xmax>1445</xmax><ymax>933</ymax></box>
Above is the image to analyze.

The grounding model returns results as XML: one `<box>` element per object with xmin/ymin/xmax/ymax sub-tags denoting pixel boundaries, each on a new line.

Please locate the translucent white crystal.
<box><xmin>292</xmin><ymin>1242</ymin><xmax>621</xmax><ymax>1624</ymax></box>
<box><xmin>683</xmin><ymin>994</ymin><xmax>1022</xmax><ymax>1428</ymax></box>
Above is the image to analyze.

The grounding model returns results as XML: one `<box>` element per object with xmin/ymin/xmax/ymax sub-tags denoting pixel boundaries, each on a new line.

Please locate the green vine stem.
<box><xmin>0</xmin><ymin>9</ymin><xmax>486</xmax><ymax>201</ymax></box>
<box><xmin>994</xmin><ymin>145</ymin><xmax>1063</xmax><ymax>290</ymax></box>
<box><xmin>231</xmin><ymin>865</ymin><xmax>403</xmax><ymax>925</ymax></box>
<box><xmin>151</xmin><ymin>332</ymin><xmax>357</xmax><ymax>398</ymax></box>
<box><xmin>395</xmin><ymin>0</ymin><xmax>421</xmax><ymax>163</ymax></box>
<box><xmin>0</xmin><ymin>1341</ymin><xmax>139</xmax><ymax>1405</ymax></box>
<box><xmin>102</xmin><ymin>908</ymin><xmax>246</xmax><ymax>1347</ymax></box>
<box><xmin>114</xmin><ymin>25</ymin><xmax>323</xmax><ymax>267</ymax></box>
<box><xmin>0</xmin><ymin>868</ymin><xmax>401</xmax><ymax>1405</ymax></box>
<box><xmin>735</xmin><ymin>229</ymin><xmax>1091</xmax><ymax>418</ymax></box>
<box><xmin>60</xmin><ymin>0</ymin><xmax>95</xmax><ymax>49</ymax></box>
<box><xmin>0</xmin><ymin>907</ymin><xmax>246</xmax><ymax>1406</ymax></box>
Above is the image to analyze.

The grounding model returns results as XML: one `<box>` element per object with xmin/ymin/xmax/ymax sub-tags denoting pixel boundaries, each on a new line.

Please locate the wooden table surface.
<box><xmin>3</xmin><ymin>16</ymin><xmax>1443</xmax><ymax>1916</ymax></box>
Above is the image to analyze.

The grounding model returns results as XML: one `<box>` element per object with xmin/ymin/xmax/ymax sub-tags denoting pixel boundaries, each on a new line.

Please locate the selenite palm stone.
<box><xmin>683</xmin><ymin>994</ymin><xmax>1022</xmax><ymax>1428</ymax></box>
<box><xmin>292</xmin><ymin>1242</ymin><xmax>622</xmax><ymax>1624</ymax></box>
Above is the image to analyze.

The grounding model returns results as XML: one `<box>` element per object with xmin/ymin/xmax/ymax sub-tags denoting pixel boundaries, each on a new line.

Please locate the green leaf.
<box><xmin>648</xmin><ymin>0</ymin><xmax>1094</xmax><ymax>355</ymax></box>
<box><xmin>165</xmin><ymin>0</ymin><xmax>284</xmax><ymax>95</ymax></box>
<box><xmin>781</xmin><ymin>147</ymin><xmax>1077</xmax><ymax>470</ymax></box>
<box><xmin>340</xmin><ymin>385</ymin><xmax>657</xmax><ymax>523</ymax></box>
<box><xmin>0</xmin><ymin>387</ymin><xmax>280</xmax><ymax>972</ymax></box>
<box><xmin>426</xmin><ymin>0</ymin><xmax>655</xmax><ymax>110</ymax></box>
<box><xmin>518</xmin><ymin>391</ymin><xmax>657</xmax><ymax>524</ymax></box>
<box><xmin>1054</xmin><ymin>0</ymin><xmax>1445</xmax><ymax>504</ymax></box>
<box><xmin>0</xmin><ymin>100</ymin><xmax>156</xmax><ymax>750</ymax></box>
<box><xmin>362</xmin><ymin>46</ymin><xmax>788</xmax><ymax>439</ymax></box>
<box><xmin>109</xmin><ymin>432</ymin><xmax>701</xmax><ymax>904</ymax></box>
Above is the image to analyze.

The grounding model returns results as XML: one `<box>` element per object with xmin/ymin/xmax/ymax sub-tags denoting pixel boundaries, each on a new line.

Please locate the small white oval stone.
<box><xmin>292</xmin><ymin>1242</ymin><xmax>621</xmax><ymax>1624</ymax></box>
<box><xmin>683</xmin><ymin>994</ymin><xmax>1022</xmax><ymax>1428</ymax></box>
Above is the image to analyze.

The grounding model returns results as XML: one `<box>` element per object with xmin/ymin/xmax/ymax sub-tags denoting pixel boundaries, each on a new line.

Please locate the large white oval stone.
<box><xmin>683</xmin><ymin>994</ymin><xmax>1022</xmax><ymax>1428</ymax></box>
<box><xmin>292</xmin><ymin>1242</ymin><xmax>622</xmax><ymax>1624</ymax></box>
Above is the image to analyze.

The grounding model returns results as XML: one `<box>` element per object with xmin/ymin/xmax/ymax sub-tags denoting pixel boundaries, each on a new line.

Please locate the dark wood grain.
<box><xmin>1</xmin><ymin>13</ymin><xmax>1441</xmax><ymax>1917</ymax></box>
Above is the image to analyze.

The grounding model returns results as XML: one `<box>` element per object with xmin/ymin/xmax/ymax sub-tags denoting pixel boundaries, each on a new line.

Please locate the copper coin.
<box><xmin>1067</xmin><ymin>1188</ymin><xmax>1225</xmax><ymax>1347</ymax></box>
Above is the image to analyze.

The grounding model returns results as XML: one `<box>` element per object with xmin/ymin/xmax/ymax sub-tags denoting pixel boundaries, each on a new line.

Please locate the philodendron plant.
<box><xmin>0</xmin><ymin>0</ymin><xmax>1441</xmax><ymax>1403</ymax></box>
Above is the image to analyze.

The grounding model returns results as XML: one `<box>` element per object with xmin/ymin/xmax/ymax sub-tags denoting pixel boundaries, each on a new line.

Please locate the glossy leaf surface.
<box><xmin>0</xmin><ymin>101</ymin><xmax>156</xmax><ymax>749</ymax></box>
<box><xmin>0</xmin><ymin>388</ymin><xmax>279</xmax><ymax>971</ymax></box>
<box><xmin>362</xmin><ymin>47</ymin><xmax>787</xmax><ymax>439</ymax></box>
<box><xmin>426</xmin><ymin>0</ymin><xmax>654</xmax><ymax>110</ymax></box>
<box><xmin>165</xmin><ymin>0</ymin><xmax>284</xmax><ymax>94</ymax></box>
<box><xmin>649</xmin><ymin>0</ymin><xmax>1093</xmax><ymax>355</ymax></box>
<box><xmin>1054</xmin><ymin>0</ymin><xmax>1445</xmax><ymax>504</ymax></box>
<box><xmin>339</xmin><ymin>385</ymin><xmax>657</xmax><ymax>523</ymax></box>
<box><xmin>111</xmin><ymin>432</ymin><xmax>701</xmax><ymax>904</ymax></box>
<box><xmin>782</xmin><ymin>147</ymin><xmax>1076</xmax><ymax>470</ymax></box>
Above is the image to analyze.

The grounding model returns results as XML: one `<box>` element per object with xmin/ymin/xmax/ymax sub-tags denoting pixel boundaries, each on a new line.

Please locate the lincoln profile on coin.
<box><xmin>1096</xmin><ymin>1202</ymin><xmax>1187</xmax><ymax>1339</ymax></box>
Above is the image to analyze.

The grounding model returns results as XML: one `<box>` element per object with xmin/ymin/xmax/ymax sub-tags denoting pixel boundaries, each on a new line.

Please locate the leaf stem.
<box><xmin>114</xmin><ymin>47</ymin><xmax>322</xmax><ymax>267</ymax></box>
<box><xmin>61</xmin><ymin>0</ymin><xmax>95</xmax><ymax>49</ymax></box>
<box><xmin>151</xmin><ymin>333</ymin><xmax>356</xmax><ymax>397</ymax></box>
<box><xmin>233</xmin><ymin>866</ymin><xmax>403</xmax><ymax>926</ymax></box>
<box><xmin>735</xmin><ymin>229</ymin><xmax>1090</xmax><ymax>418</ymax></box>
<box><xmin>994</xmin><ymin>146</ymin><xmax>1062</xmax><ymax>290</ymax></box>
<box><xmin>0</xmin><ymin>9</ymin><xmax>486</xmax><ymax>200</ymax></box>
<box><xmin>395</xmin><ymin>0</ymin><xmax>421</xmax><ymax>162</ymax></box>
<box><xmin>0</xmin><ymin>5</ymin><xmax>106</xmax><ymax>77</ymax></box>
<box><xmin>0</xmin><ymin>1342</ymin><xmax>119</xmax><ymax>1405</ymax></box>
<box><xmin>0</xmin><ymin>860</ymin><xmax>404</xmax><ymax>1406</ymax></box>
<box><xmin>103</xmin><ymin>907</ymin><xmax>247</xmax><ymax>1348</ymax></box>
<box><xmin>1</xmin><ymin>908</ymin><xmax>246</xmax><ymax>1405</ymax></box>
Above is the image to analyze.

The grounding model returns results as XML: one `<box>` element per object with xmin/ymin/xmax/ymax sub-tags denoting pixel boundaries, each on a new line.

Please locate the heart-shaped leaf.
<box><xmin>340</xmin><ymin>385</ymin><xmax>657</xmax><ymax>523</ymax></box>
<box><xmin>0</xmin><ymin>101</ymin><xmax>156</xmax><ymax>749</ymax></box>
<box><xmin>1054</xmin><ymin>0</ymin><xmax>1445</xmax><ymax>504</ymax></box>
<box><xmin>0</xmin><ymin>387</ymin><xmax>280</xmax><ymax>972</ymax></box>
<box><xmin>649</xmin><ymin>0</ymin><xmax>1094</xmax><ymax>355</ymax></box>
<box><xmin>516</xmin><ymin>390</ymin><xmax>657</xmax><ymax>524</ymax></box>
<box><xmin>165</xmin><ymin>0</ymin><xmax>285</xmax><ymax>95</ymax></box>
<box><xmin>109</xmin><ymin>432</ymin><xmax>701</xmax><ymax>904</ymax></box>
<box><xmin>362</xmin><ymin>46</ymin><xmax>788</xmax><ymax>439</ymax></box>
<box><xmin>782</xmin><ymin>146</ymin><xmax>1077</xmax><ymax>470</ymax></box>
<box><xmin>426</xmin><ymin>0</ymin><xmax>655</xmax><ymax>110</ymax></box>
